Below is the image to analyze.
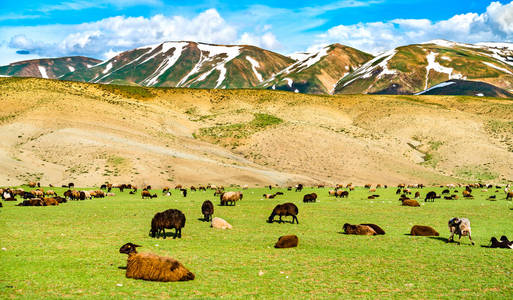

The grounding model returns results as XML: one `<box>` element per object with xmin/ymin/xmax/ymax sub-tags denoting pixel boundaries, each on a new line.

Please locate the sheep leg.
<box><xmin>468</xmin><ymin>234</ymin><xmax>475</xmax><ymax>245</ymax></box>
<box><xmin>294</xmin><ymin>216</ymin><xmax>299</xmax><ymax>224</ymax></box>
<box><xmin>162</xmin><ymin>228</ymin><xmax>166</xmax><ymax>239</ymax></box>
<box><xmin>279</xmin><ymin>215</ymin><xmax>283</xmax><ymax>223</ymax></box>
<box><xmin>173</xmin><ymin>228</ymin><xmax>178</xmax><ymax>239</ymax></box>
<box><xmin>179</xmin><ymin>228</ymin><xmax>182</xmax><ymax>238</ymax></box>
<box><xmin>448</xmin><ymin>232</ymin><xmax>454</xmax><ymax>243</ymax></box>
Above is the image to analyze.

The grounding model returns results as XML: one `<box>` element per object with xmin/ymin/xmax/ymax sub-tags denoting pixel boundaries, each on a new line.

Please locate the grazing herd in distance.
<box><xmin>2</xmin><ymin>181</ymin><xmax>513</xmax><ymax>282</ymax></box>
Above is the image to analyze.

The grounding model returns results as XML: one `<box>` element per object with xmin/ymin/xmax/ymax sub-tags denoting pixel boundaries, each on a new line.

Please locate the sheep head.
<box><xmin>119</xmin><ymin>243</ymin><xmax>141</xmax><ymax>254</ymax></box>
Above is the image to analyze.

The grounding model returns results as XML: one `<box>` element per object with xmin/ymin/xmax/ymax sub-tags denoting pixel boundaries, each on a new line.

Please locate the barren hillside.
<box><xmin>0</xmin><ymin>77</ymin><xmax>512</xmax><ymax>187</ymax></box>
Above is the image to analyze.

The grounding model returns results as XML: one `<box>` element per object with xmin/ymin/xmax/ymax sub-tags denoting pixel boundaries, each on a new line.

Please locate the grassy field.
<box><xmin>1</xmin><ymin>186</ymin><xmax>513</xmax><ymax>299</ymax></box>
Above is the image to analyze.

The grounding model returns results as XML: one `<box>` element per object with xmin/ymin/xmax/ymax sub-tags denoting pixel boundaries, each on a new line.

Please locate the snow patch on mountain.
<box><xmin>482</xmin><ymin>61</ymin><xmax>513</xmax><ymax>75</ymax></box>
<box><xmin>37</xmin><ymin>66</ymin><xmax>48</xmax><ymax>79</ymax></box>
<box><xmin>102</xmin><ymin>62</ymin><xmax>113</xmax><ymax>74</ymax></box>
<box><xmin>283</xmin><ymin>78</ymin><xmax>293</xmax><ymax>87</ymax></box>
<box><xmin>415</xmin><ymin>81</ymin><xmax>456</xmax><ymax>95</ymax></box>
<box><xmin>68</xmin><ymin>66</ymin><xmax>75</xmax><ymax>72</ymax></box>
<box><xmin>246</xmin><ymin>56</ymin><xmax>263</xmax><ymax>82</ymax></box>
<box><xmin>341</xmin><ymin>49</ymin><xmax>397</xmax><ymax>88</ymax></box>
<box><xmin>288</xmin><ymin>52</ymin><xmax>311</xmax><ymax>61</ymax></box>
<box><xmin>141</xmin><ymin>42</ymin><xmax>187</xmax><ymax>86</ymax></box>
<box><xmin>424</xmin><ymin>52</ymin><xmax>463</xmax><ymax>90</ymax></box>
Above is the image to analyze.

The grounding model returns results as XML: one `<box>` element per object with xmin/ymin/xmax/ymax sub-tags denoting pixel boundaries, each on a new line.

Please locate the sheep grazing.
<box><xmin>211</xmin><ymin>217</ymin><xmax>232</xmax><ymax>229</ymax></box>
<box><xmin>220</xmin><ymin>191</ymin><xmax>243</xmax><ymax>206</ymax></box>
<box><xmin>343</xmin><ymin>223</ymin><xmax>377</xmax><ymax>235</ymax></box>
<box><xmin>119</xmin><ymin>243</ymin><xmax>195</xmax><ymax>282</ymax></box>
<box><xmin>141</xmin><ymin>190</ymin><xmax>157</xmax><ymax>199</ymax></box>
<box><xmin>400</xmin><ymin>198</ymin><xmax>420</xmax><ymax>207</ymax></box>
<box><xmin>180</xmin><ymin>189</ymin><xmax>187</xmax><ymax>197</ymax></box>
<box><xmin>328</xmin><ymin>190</ymin><xmax>336</xmax><ymax>196</ymax></box>
<box><xmin>360</xmin><ymin>223</ymin><xmax>385</xmax><ymax>235</ymax></box>
<box><xmin>45</xmin><ymin>190</ymin><xmax>57</xmax><ymax>196</ymax></box>
<box><xmin>263</xmin><ymin>193</ymin><xmax>276</xmax><ymax>199</ymax></box>
<box><xmin>64</xmin><ymin>190</ymin><xmax>80</xmax><ymax>200</ymax></box>
<box><xmin>424</xmin><ymin>191</ymin><xmax>439</xmax><ymax>202</ymax></box>
<box><xmin>410</xmin><ymin>225</ymin><xmax>439</xmax><ymax>236</ymax></box>
<box><xmin>267</xmin><ymin>203</ymin><xmax>299</xmax><ymax>224</ymax></box>
<box><xmin>303</xmin><ymin>193</ymin><xmax>317</xmax><ymax>203</ymax></box>
<box><xmin>506</xmin><ymin>192</ymin><xmax>513</xmax><ymax>200</ymax></box>
<box><xmin>274</xmin><ymin>235</ymin><xmax>299</xmax><ymax>248</ymax></box>
<box><xmin>150</xmin><ymin>209</ymin><xmax>186</xmax><ymax>239</ymax></box>
<box><xmin>448</xmin><ymin>217</ymin><xmax>474</xmax><ymax>245</ymax></box>
<box><xmin>201</xmin><ymin>200</ymin><xmax>214</xmax><ymax>222</ymax></box>
<box><xmin>335</xmin><ymin>190</ymin><xmax>349</xmax><ymax>198</ymax></box>
<box><xmin>162</xmin><ymin>187</ymin><xmax>170</xmax><ymax>194</ymax></box>
<box><xmin>295</xmin><ymin>184</ymin><xmax>303</xmax><ymax>192</ymax></box>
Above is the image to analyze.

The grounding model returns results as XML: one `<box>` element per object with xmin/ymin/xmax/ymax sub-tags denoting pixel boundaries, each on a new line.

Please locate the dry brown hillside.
<box><xmin>0</xmin><ymin>77</ymin><xmax>512</xmax><ymax>187</ymax></box>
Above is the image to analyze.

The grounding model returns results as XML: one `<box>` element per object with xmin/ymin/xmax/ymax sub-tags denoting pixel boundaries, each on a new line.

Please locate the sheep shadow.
<box><xmin>428</xmin><ymin>236</ymin><xmax>450</xmax><ymax>243</ymax></box>
<box><xmin>118</xmin><ymin>266</ymin><xmax>127</xmax><ymax>270</ymax></box>
<box><xmin>197</xmin><ymin>217</ymin><xmax>211</xmax><ymax>222</ymax></box>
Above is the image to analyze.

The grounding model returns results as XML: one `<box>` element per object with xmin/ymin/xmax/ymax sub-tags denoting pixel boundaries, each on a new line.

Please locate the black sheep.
<box><xmin>268</xmin><ymin>203</ymin><xmax>299</xmax><ymax>224</ymax></box>
<box><xmin>150</xmin><ymin>209</ymin><xmax>186</xmax><ymax>239</ymax></box>
<box><xmin>201</xmin><ymin>200</ymin><xmax>214</xmax><ymax>221</ymax></box>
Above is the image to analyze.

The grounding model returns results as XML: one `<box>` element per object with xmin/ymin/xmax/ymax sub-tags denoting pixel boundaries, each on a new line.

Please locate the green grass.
<box><xmin>196</xmin><ymin>113</ymin><xmax>283</xmax><ymax>145</ymax></box>
<box><xmin>1</xmin><ymin>186</ymin><xmax>512</xmax><ymax>299</ymax></box>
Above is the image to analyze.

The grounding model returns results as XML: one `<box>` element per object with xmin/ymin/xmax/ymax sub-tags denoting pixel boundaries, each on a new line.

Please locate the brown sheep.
<box><xmin>343</xmin><ymin>223</ymin><xmax>377</xmax><ymax>235</ymax></box>
<box><xmin>400</xmin><ymin>198</ymin><xmax>420</xmax><ymax>207</ymax></box>
<box><xmin>220</xmin><ymin>191</ymin><xmax>243</xmax><ymax>206</ymax></box>
<box><xmin>335</xmin><ymin>190</ymin><xmax>349</xmax><ymax>198</ymax></box>
<box><xmin>328</xmin><ymin>190</ymin><xmax>336</xmax><ymax>196</ymax></box>
<box><xmin>141</xmin><ymin>190</ymin><xmax>157</xmax><ymax>199</ymax></box>
<box><xmin>31</xmin><ymin>190</ymin><xmax>44</xmax><ymax>198</ymax></box>
<box><xmin>506</xmin><ymin>192</ymin><xmax>513</xmax><ymax>200</ymax></box>
<box><xmin>42</xmin><ymin>197</ymin><xmax>59</xmax><ymax>206</ymax></box>
<box><xmin>45</xmin><ymin>190</ymin><xmax>57</xmax><ymax>196</ymax></box>
<box><xmin>360</xmin><ymin>223</ymin><xmax>385</xmax><ymax>235</ymax></box>
<box><xmin>274</xmin><ymin>235</ymin><xmax>299</xmax><ymax>248</ymax></box>
<box><xmin>263</xmin><ymin>193</ymin><xmax>276</xmax><ymax>199</ymax></box>
<box><xmin>303</xmin><ymin>193</ymin><xmax>317</xmax><ymax>203</ymax></box>
<box><xmin>268</xmin><ymin>203</ymin><xmax>299</xmax><ymax>224</ymax></box>
<box><xmin>17</xmin><ymin>198</ymin><xmax>45</xmax><ymax>206</ymax></box>
<box><xmin>119</xmin><ymin>243</ymin><xmax>194</xmax><ymax>282</ymax></box>
<box><xmin>410</xmin><ymin>225</ymin><xmax>439</xmax><ymax>236</ymax></box>
<box><xmin>462</xmin><ymin>190</ymin><xmax>473</xmax><ymax>198</ymax></box>
<box><xmin>150</xmin><ymin>209</ymin><xmax>186</xmax><ymax>239</ymax></box>
<box><xmin>28</xmin><ymin>182</ymin><xmax>37</xmax><ymax>188</ymax></box>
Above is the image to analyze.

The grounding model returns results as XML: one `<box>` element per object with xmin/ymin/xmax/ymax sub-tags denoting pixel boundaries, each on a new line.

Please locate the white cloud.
<box><xmin>6</xmin><ymin>9</ymin><xmax>245</xmax><ymax>59</ymax></box>
<box><xmin>314</xmin><ymin>1</ymin><xmax>513</xmax><ymax>54</ymax></box>
<box><xmin>238</xmin><ymin>32</ymin><xmax>281</xmax><ymax>50</ymax></box>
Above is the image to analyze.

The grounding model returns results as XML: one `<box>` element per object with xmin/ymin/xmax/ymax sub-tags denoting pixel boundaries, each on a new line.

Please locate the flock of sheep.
<box><xmin>2</xmin><ymin>181</ymin><xmax>513</xmax><ymax>283</ymax></box>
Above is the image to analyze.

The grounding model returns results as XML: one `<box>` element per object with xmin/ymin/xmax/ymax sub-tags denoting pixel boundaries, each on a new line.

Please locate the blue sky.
<box><xmin>1</xmin><ymin>0</ymin><xmax>513</xmax><ymax>64</ymax></box>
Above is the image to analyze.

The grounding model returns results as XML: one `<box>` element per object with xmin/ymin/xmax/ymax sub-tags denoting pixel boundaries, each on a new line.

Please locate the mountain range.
<box><xmin>2</xmin><ymin>40</ymin><xmax>513</xmax><ymax>97</ymax></box>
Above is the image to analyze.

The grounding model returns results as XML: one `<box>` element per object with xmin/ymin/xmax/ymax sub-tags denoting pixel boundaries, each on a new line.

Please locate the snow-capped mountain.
<box><xmin>2</xmin><ymin>39</ymin><xmax>513</xmax><ymax>98</ymax></box>
<box><xmin>61</xmin><ymin>41</ymin><xmax>294</xmax><ymax>88</ymax></box>
<box><xmin>0</xmin><ymin>56</ymin><xmax>101</xmax><ymax>79</ymax></box>
<box><xmin>334</xmin><ymin>40</ymin><xmax>513</xmax><ymax>95</ymax></box>
<box><xmin>261</xmin><ymin>44</ymin><xmax>373</xmax><ymax>94</ymax></box>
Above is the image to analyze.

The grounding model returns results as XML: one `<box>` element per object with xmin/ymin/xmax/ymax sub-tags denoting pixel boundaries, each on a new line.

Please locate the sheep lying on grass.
<box><xmin>119</xmin><ymin>243</ymin><xmax>195</xmax><ymax>282</ymax></box>
<box><xmin>360</xmin><ymin>223</ymin><xmax>385</xmax><ymax>235</ymax></box>
<box><xmin>489</xmin><ymin>236</ymin><xmax>513</xmax><ymax>249</ymax></box>
<box><xmin>410</xmin><ymin>225</ymin><xmax>439</xmax><ymax>236</ymax></box>
<box><xmin>274</xmin><ymin>235</ymin><xmax>298</xmax><ymax>248</ymax></box>
<box><xmin>211</xmin><ymin>217</ymin><xmax>232</xmax><ymax>229</ymax></box>
<box><xmin>343</xmin><ymin>224</ymin><xmax>376</xmax><ymax>235</ymax></box>
<box><xmin>448</xmin><ymin>217</ymin><xmax>474</xmax><ymax>245</ymax></box>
